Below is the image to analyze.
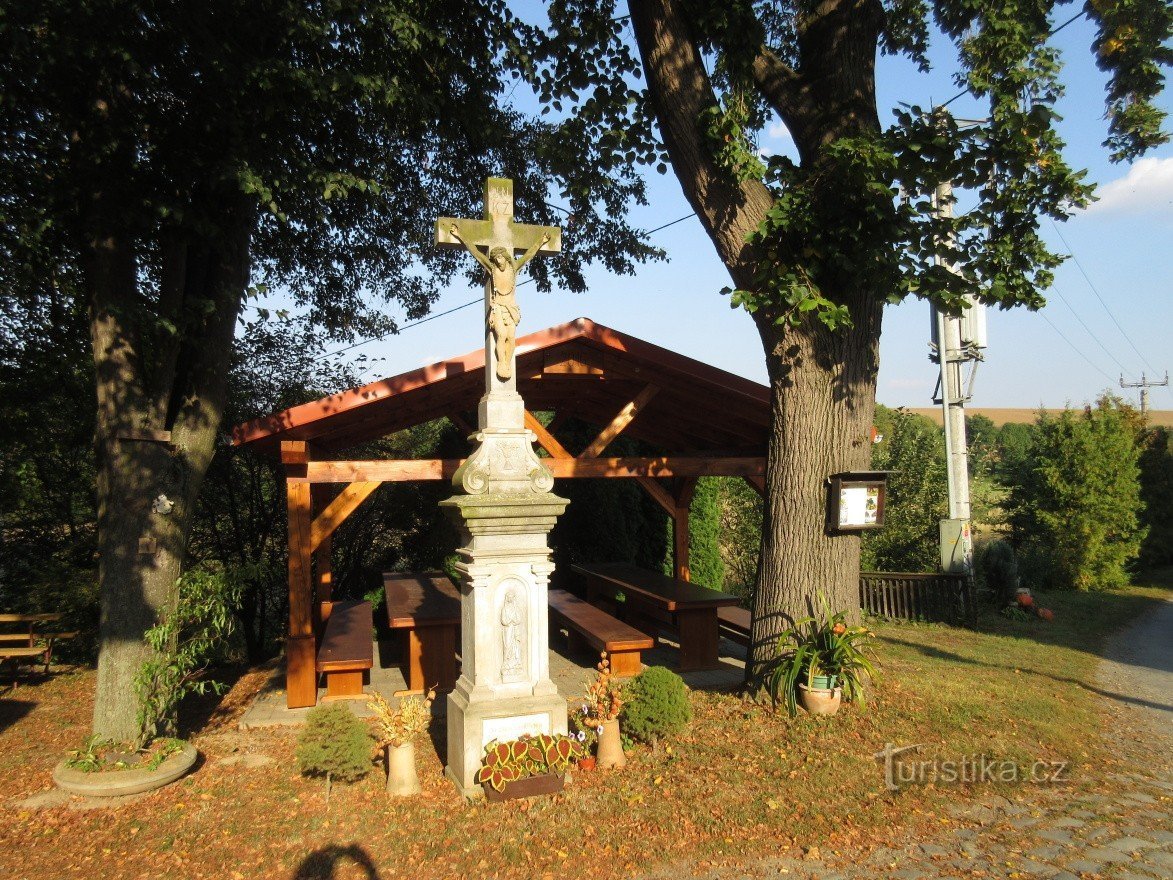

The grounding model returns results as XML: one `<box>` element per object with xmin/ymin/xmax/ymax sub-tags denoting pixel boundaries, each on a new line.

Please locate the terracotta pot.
<box><xmin>385</xmin><ymin>741</ymin><xmax>421</xmax><ymax>796</ymax></box>
<box><xmin>483</xmin><ymin>772</ymin><xmax>564</xmax><ymax>802</ymax></box>
<box><xmin>798</xmin><ymin>683</ymin><xmax>842</xmax><ymax>716</ymax></box>
<box><xmin>596</xmin><ymin>719</ymin><xmax>626</xmax><ymax>769</ymax></box>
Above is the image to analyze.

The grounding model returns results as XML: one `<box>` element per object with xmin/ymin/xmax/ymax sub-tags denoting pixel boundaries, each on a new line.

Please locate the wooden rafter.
<box><xmin>580</xmin><ymin>384</ymin><xmax>660</xmax><ymax>458</ymax></box>
<box><xmin>308</xmin><ymin>481</ymin><xmax>382</xmax><ymax>552</ymax></box>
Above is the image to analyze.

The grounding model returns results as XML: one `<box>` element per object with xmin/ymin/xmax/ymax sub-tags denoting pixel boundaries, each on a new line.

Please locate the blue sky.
<box><xmin>312</xmin><ymin>9</ymin><xmax>1172</xmax><ymax>412</ymax></box>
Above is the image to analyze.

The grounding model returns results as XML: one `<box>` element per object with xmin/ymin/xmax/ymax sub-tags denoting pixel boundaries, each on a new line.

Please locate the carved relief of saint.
<box><xmin>500</xmin><ymin>586</ymin><xmax>525</xmax><ymax>681</ymax></box>
<box><xmin>449</xmin><ymin>224</ymin><xmax>550</xmax><ymax>381</ymax></box>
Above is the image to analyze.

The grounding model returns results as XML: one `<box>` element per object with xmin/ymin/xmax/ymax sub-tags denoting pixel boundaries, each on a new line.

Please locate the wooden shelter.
<box><xmin>232</xmin><ymin>317</ymin><xmax>769</xmax><ymax>706</ymax></box>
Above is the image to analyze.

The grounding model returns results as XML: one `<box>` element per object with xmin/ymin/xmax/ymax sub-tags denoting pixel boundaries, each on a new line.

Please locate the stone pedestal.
<box><xmin>440</xmin><ymin>488</ymin><xmax>569</xmax><ymax>797</ymax></box>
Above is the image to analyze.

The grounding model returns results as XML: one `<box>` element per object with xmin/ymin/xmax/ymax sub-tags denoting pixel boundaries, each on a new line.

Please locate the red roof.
<box><xmin>232</xmin><ymin>318</ymin><xmax>769</xmax><ymax>455</ymax></box>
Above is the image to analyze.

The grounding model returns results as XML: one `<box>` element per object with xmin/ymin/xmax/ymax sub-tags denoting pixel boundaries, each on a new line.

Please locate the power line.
<box><xmin>1037</xmin><ymin>310</ymin><xmax>1117</xmax><ymax>384</ymax></box>
<box><xmin>1045</xmin><ymin>285</ymin><xmax>1135</xmax><ymax>378</ymax></box>
<box><xmin>319</xmin><ymin>210</ymin><xmax>699</xmax><ymax>362</ymax></box>
<box><xmin>1049</xmin><ymin>218</ymin><xmax>1159</xmax><ymax>374</ymax></box>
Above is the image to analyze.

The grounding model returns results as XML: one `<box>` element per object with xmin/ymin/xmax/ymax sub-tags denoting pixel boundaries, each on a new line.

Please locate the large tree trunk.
<box><xmin>748</xmin><ymin>299</ymin><xmax>881</xmax><ymax>686</ymax></box>
<box><xmin>630</xmin><ymin>0</ymin><xmax>884</xmax><ymax>688</ymax></box>
<box><xmin>89</xmin><ymin>203</ymin><xmax>252</xmax><ymax>743</ymax></box>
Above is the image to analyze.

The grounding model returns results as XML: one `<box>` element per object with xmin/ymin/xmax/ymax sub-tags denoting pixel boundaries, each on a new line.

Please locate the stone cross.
<box><xmin>434</xmin><ymin>178</ymin><xmax>570</xmax><ymax>798</ymax></box>
<box><xmin>435</xmin><ymin>178</ymin><xmax>560</xmax><ymax>405</ymax></box>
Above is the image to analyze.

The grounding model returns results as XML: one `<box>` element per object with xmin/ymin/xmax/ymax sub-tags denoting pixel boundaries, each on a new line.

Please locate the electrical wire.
<box><xmin>1045</xmin><ymin>286</ymin><xmax>1135</xmax><ymax>378</ymax></box>
<box><xmin>1048</xmin><ymin>218</ymin><xmax>1160</xmax><ymax>375</ymax></box>
<box><xmin>317</xmin><ymin>210</ymin><xmax>699</xmax><ymax>362</ymax></box>
<box><xmin>1036</xmin><ymin>310</ymin><xmax>1117</xmax><ymax>385</ymax></box>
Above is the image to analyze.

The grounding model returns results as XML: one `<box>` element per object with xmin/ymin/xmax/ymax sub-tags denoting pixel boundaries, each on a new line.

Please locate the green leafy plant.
<box><xmin>296</xmin><ymin>703</ymin><xmax>373</xmax><ymax>807</ymax></box>
<box><xmin>621</xmin><ymin>666</ymin><xmax>691</xmax><ymax>747</ymax></box>
<box><xmin>134</xmin><ymin>567</ymin><xmax>242</xmax><ymax>748</ymax></box>
<box><xmin>64</xmin><ymin>735</ymin><xmax>182</xmax><ymax>773</ymax></box>
<box><xmin>475</xmin><ymin>734</ymin><xmax>583</xmax><ymax>792</ymax></box>
<box><xmin>768</xmin><ymin>597</ymin><xmax>877</xmax><ymax>718</ymax></box>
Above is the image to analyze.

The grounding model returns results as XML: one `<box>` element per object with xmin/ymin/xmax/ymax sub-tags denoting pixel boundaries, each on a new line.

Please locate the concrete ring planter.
<box><xmin>53</xmin><ymin>741</ymin><xmax>198</xmax><ymax>797</ymax></box>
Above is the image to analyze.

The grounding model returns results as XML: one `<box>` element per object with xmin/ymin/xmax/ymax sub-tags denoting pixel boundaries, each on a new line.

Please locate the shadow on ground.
<box><xmin>0</xmin><ymin>699</ymin><xmax>35</xmax><ymax>734</ymax></box>
<box><xmin>293</xmin><ymin>844</ymin><xmax>382</xmax><ymax>879</ymax></box>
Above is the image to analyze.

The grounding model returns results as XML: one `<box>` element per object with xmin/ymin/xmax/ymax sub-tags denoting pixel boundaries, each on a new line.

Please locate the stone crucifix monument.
<box><xmin>435</xmin><ymin>177</ymin><xmax>569</xmax><ymax>796</ymax></box>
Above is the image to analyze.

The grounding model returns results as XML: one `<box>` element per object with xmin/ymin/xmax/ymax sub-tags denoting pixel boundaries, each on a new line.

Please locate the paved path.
<box><xmin>651</xmin><ymin>598</ymin><xmax>1173</xmax><ymax>880</ymax></box>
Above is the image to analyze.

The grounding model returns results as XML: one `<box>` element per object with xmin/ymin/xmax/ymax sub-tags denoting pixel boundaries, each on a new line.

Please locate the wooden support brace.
<box><xmin>308</xmin><ymin>481</ymin><xmax>381</xmax><ymax>552</ymax></box>
<box><xmin>672</xmin><ymin>478</ymin><xmax>698</xmax><ymax>582</ymax></box>
<box><xmin>580</xmin><ymin>384</ymin><xmax>660</xmax><ymax>459</ymax></box>
<box><xmin>743</xmin><ymin>475</ymin><xmax>766</xmax><ymax>497</ymax></box>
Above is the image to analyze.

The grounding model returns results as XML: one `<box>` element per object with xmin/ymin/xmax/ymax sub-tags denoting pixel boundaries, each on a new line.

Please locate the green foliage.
<box><xmin>662</xmin><ymin>477</ymin><xmax>725</xmax><ymax>587</ymax></box>
<box><xmin>134</xmin><ymin>567</ymin><xmax>242</xmax><ymax>748</ymax></box>
<box><xmin>1137</xmin><ymin>426</ymin><xmax>1173</xmax><ymax>567</ymax></box>
<box><xmin>862</xmin><ymin>408</ymin><xmax>948</xmax><ymax>572</ymax></box>
<box><xmin>296</xmin><ymin>703</ymin><xmax>373</xmax><ymax>785</ymax></box>
<box><xmin>620</xmin><ymin>667</ymin><xmax>691</xmax><ymax>745</ymax></box>
<box><xmin>995</xmin><ymin>422</ymin><xmax>1038</xmax><ymax>482</ymax></box>
<box><xmin>476</xmin><ymin>734</ymin><xmax>583</xmax><ymax>791</ymax></box>
<box><xmin>1007</xmin><ymin>397</ymin><xmax>1146</xmax><ymax>591</ymax></box>
<box><xmin>976</xmin><ymin>539</ymin><xmax>1020</xmax><ymax>603</ymax></box>
<box><xmin>717</xmin><ymin>477</ymin><xmax>763</xmax><ymax>601</ymax></box>
<box><xmin>767</xmin><ymin>598</ymin><xmax>877</xmax><ymax>718</ymax></box>
<box><xmin>966</xmin><ymin>414</ymin><xmax>999</xmax><ymax>476</ymax></box>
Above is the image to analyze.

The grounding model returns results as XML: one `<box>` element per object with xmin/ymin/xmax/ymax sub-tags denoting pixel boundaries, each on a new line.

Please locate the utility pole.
<box><xmin>929</xmin><ymin>179</ymin><xmax>987</xmax><ymax>577</ymax></box>
<box><xmin>1120</xmin><ymin>372</ymin><xmax>1168</xmax><ymax>415</ymax></box>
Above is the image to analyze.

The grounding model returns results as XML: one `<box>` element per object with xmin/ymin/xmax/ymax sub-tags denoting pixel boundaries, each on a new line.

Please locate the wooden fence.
<box><xmin>859</xmin><ymin>571</ymin><xmax>977</xmax><ymax>626</ymax></box>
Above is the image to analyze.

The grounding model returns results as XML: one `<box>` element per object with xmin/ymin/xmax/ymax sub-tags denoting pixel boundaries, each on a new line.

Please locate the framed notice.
<box><xmin>827</xmin><ymin>472</ymin><xmax>889</xmax><ymax>532</ymax></box>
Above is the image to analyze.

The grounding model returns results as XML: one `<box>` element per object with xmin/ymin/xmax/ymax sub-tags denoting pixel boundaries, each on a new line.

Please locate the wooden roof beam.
<box><xmin>300</xmin><ymin>456</ymin><xmax>764</xmax><ymax>483</ymax></box>
<box><xmin>581</xmin><ymin>384</ymin><xmax>660</xmax><ymax>458</ymax></box>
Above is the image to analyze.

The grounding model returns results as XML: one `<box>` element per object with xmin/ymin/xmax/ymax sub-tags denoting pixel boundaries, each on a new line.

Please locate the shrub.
<box><xmin>976</xmin><ymin>539</ymin><xmax>1019</xmax><ymax>603</ymax></box>
<box><xmin>296</xmin><ymin>703</ymin><xmax>373</xmax><ymax>804</ymax></box>
<box><xmin>621</xmin><ymin>666</ymin><xmax>691</xmax><ymax>745</ymax></box>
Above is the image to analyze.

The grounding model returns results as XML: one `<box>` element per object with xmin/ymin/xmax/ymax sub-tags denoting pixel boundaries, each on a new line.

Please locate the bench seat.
<box><xmin>548</xmin><ymin>590</ymin><xmax>654</xmax><ymax>677</ymax></box>
<box><xmin>717</xmin><ymin>606</ymin><xmax>751</xmax><ymax>648</ymax></box>
<box><xmin>315</xmin><ymin>600</ymin><xmax>373</xmax><ymax>700</ymax></box>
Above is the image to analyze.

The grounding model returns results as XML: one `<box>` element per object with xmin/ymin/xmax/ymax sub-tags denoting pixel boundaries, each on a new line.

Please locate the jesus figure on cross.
<box><xmin>449</xmin><ymin>224</ymin><xmax>550</xmax><ymax>380</ymax></box>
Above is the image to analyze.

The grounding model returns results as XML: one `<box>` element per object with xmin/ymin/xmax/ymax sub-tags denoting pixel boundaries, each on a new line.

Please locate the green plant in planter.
<box><xmin>768</xmin><ymin>597</ymin><xmax>877</xmax><ymax>718</ymax></box>
<box><xmin>621</xmin><ymin>666</ymin><xmax>691</xmax><ymax>747</ymax></box>
<box><xmin>476</xmin><ymin>734</ymin><xmax>583</xmax><ymax>792</ymax></box>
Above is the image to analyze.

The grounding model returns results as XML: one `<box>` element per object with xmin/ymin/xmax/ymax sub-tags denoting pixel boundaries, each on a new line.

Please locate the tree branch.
<box><xmin>629</xmin><ymin>0</ymin><xmax>774</xmax><ymax>290</ymax></box>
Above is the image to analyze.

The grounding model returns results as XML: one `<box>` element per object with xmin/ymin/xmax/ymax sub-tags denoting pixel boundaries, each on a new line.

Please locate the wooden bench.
<box><xmin>315</xmin><ymin>600</ymin><xmax>373</xmax><ymax>700</ymax></box>
<box><xmin>383</xmin><ymin>572</ymin><xmax>460</xmax><ymax>695</ymax></box>
<box><xmin>717</xmin><ymin>606</ymin><xmax>751</xmax><ymax>648</ymax></box>
<box><xmin>0</xmin><ymin>613</ymin><xmax>76</xmax><ymax>680</ymax></box>
<box><xmin>548</xmin><ymin>590</ymin><xmax>654</xmax><ymax>678</ymax></box>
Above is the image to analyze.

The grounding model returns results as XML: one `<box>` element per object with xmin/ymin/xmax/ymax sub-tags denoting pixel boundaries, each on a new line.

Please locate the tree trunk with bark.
<box><xmin>88</xmin><ymin>197</ymin><xmax>253</xmax><ymax>743</ymax></box>
<box><xmin>630</xmin><ymin>0</ymin><xmax>884</xmax><ymax>688</ymax></box>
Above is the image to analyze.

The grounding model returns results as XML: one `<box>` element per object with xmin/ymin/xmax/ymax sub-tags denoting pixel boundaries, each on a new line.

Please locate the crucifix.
<box><xmin>434</xmin><ymin>178</ymin><xmax>570</xmax><ymax>798</ymax></box>
<box><xmin>436</xmin><ymin>177</ymin><xmax>561</xmax><ymax>392</ymax></box>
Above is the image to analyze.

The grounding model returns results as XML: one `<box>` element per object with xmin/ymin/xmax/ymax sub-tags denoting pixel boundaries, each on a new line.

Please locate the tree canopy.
<box><xmin>524</xmin><ymin>0</ymin><xmax>1169</xmax><ymax>682</ymax></box>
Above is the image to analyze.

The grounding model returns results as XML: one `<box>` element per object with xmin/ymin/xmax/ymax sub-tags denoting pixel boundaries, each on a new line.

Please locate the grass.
<box><xmin>0</xmin><ymin>572</ymin><xmax>1168</xmax><ymax>880</ymax></box>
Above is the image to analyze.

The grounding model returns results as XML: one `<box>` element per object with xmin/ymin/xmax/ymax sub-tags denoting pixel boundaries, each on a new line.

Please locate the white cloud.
<box><xmin>767</xmin><ymin>119</ymin><xmax>793</xmax><ymax>143</ymax></box>
<box><xmin>1084</xmin><ymin>157</ymin><xmax>1173</xmax><ymax>217</ymax></box>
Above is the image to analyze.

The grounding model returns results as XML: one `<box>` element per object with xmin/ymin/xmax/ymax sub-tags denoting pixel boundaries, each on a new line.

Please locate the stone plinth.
<box><xmin>439</xmin><ymin>489</ymin><xmax>569</xmax><ymax>796</ymax></box>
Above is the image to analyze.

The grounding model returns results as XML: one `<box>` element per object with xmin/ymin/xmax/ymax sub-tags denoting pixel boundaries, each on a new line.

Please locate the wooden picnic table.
<box><xmin>383</xmin><ymin>572</ymin><xmax>461</xmax><ymax>694</ymax></box>
<box><xmin>0</xmin><ymin>613</ymin><xmax>72</xmax><ymax>676</ymax></box>
<box><xmin>570</xmin><ymin>563</ymin><xmax>741</xmax><ymax>671</ymax></box>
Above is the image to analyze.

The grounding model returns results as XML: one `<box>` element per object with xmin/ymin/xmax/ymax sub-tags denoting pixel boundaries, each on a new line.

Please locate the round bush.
<box><xmin>296</xmin><ymin>703</ymin><xmax>372</xmax><ymax>783</ymax></box>
<box><xmin>621</xmin><ymin>666</ymin><xmax>690</xmax><ymax>744</ymax></box>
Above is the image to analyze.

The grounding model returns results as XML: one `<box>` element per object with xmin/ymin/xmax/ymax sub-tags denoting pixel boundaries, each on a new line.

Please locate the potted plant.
<box><xmin>476</xmin><ymin>733</ymin><xmax>583</xmax><ymax>801</ymax></box>
<box><xmin>768</xmin><ymin>598</ymin><xmax>876</xmax><ymax>718</ymax></box>
<box><xmin>367</xmin><ymin>689</ymin><xmax>435</xmax><ymax>796</ymax></box>
<box><xmin>578</xmin><ymin>652</ymin><xmax>625</xmax><ymax>768</ymax></box>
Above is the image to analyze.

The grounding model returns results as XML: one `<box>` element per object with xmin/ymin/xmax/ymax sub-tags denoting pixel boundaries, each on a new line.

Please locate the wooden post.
<box><xmin>672</xmin><ymin>478</ymin><xmax>697</xmax><ymax>582</ymax></box>
<box><xmin>283</xmin><ymin>441</ymin><xmax>317</xmax><ymax>708</ymax></box>
<box><xmin>311</xmin><ymin>484</ymin><xmax>334</xmax><ymax>630</ymax></box>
